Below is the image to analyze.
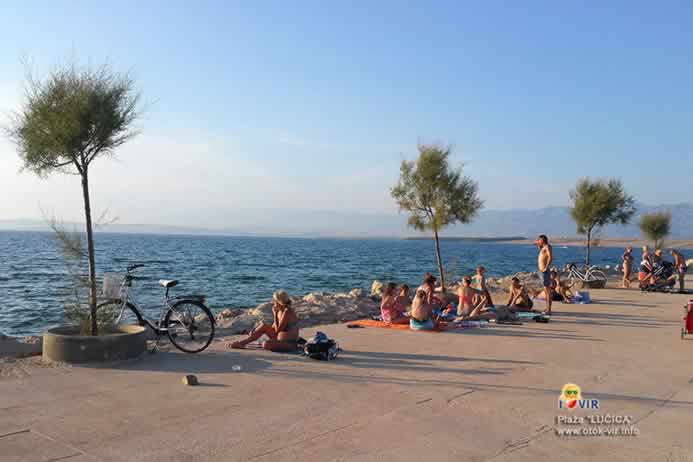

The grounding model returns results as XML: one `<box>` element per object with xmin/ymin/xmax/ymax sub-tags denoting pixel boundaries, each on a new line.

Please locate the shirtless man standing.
<box><xmin>536</xmin><ymin>234</ymin><xmax>553</xmax><ymax>314</ymax></box>
<box><xmin>671</xmin><ymin>249</ymin><xmax>687</xmax><ymax>292</ymax></box>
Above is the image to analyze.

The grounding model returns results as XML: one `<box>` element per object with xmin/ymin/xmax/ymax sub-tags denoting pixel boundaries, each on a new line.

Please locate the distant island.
<box><xmin>404</xmin><ymin>236</ymin><xmax>526</xmax><ymax>242</ymax></box>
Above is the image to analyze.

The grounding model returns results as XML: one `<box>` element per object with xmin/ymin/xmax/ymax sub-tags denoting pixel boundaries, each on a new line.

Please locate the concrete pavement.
<box><xmin>2</xmin><ymin>284</ymin><xmax>693</xmax><ymax>461</ymax></box>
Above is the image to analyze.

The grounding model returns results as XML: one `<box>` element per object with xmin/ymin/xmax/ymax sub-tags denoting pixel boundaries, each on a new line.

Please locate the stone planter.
<box><xmin>43</xmin><ymin>325</ymin><xmax>147</xmax><ymax>363</ymax></box>
<box><xmin>579</xmin><ymin>279</ymin><xmax>607</xmax><ymax>289</ymax></box>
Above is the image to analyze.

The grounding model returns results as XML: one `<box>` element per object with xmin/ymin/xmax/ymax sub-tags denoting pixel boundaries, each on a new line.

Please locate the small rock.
<box><xmin>182</xmin><ymin>374</ymin><xmax>199</xmax><ymax>386</ymax></box>
<box><xmin>370</xmin><ymin>280</ymin><xmax>384</xmax><ymax>297</ymax></box>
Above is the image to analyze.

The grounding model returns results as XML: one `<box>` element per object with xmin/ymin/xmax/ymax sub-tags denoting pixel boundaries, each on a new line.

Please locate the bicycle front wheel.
<box><xmin>165</xmin><ymin>300</ymin><xmax>215</xmax><ymax>353</ymax></box>
<box><xmin>97</xmin><ymin>300</ymin><xmax>145</xmax><ymax>328</ymax></box>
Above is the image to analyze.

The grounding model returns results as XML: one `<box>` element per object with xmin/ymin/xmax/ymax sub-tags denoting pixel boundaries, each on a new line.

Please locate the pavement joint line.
<box><xmin>245</xmin><ymin>422</ymin><xmax>359</xmax><ymax>461</ymax></box>
<box><xmin>0</xmin><ymin>428</ymin><xmax>30</xmax><ymax>439</ymax></box>
<box><xmin>45</xmin><ymin>453</ymin><xmax>84</xmax><ymax>462</ymax></box>
<box><xmin>30</xmin><ymin>428</ymin><xmax>104</xmax><ymax>462</ymax></box>
<box><xmin>634</xmin><ymin>389</ymin><xmax>679</xmax><ymax>425</ymax></box>
<box><xmin>446</xmin><ymin>390</ymin><xmax>476</xmax><ymax>404</ymax></box>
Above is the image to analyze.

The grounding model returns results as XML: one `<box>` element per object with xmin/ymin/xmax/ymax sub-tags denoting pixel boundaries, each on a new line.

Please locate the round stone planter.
<box><xmin>579</xmin><ymin>279</ymin><xmax>607</xmax><ymax>289</ymax></box>
<box><xmin>43</xmin><ymin>325</ymin><xmax>147</xmax><ymax>363</ymax></box>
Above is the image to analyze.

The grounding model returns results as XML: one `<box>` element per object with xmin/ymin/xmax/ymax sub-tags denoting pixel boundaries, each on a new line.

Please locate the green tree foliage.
<box><xmin>391</xmin><ymin>144</ymin><xmax>483</xmax><ymax>291</ymax></box>
<box><xmin>6</xmin><ymin>63</ymin><xmax>140</xmax><ymax>335</ymax></box>
<box><xmin>569</xmin><ymin>178</ymin><xmax>635</xmax><ymax>266</ymax></box>
<box><xmin>639</xmin><ymin>211</ymin><xmax>671</xmax><ymax>250</ymax></box>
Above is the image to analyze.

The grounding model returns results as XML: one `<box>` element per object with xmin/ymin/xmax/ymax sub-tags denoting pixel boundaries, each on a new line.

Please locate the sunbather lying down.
<box><xmin>229</xmin><ymin>290</ymin><xmax>300</xmax><ymax>352</ymax></box>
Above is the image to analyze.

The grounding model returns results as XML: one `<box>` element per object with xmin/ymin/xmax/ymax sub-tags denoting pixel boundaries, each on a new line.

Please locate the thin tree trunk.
<box><xmin>586</xmin><ymin>228</ymin><xmax>592</xmax><ymax>268</ymax></box>
<box><xmin>433</xmin><ymin>228</ymin><xmax>446</xmax><ymax>293</ymax></box>
<box><xmin>81</xmin><ymin>170</ymin><xmax>98</xmax><ymax>336</ymax></box>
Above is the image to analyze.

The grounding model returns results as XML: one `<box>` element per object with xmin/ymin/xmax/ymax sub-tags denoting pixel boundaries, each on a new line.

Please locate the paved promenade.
<box><xmin>2</xmin><ymin>283</ymin><xmax>692</xmax><ymax>461</ymax></box>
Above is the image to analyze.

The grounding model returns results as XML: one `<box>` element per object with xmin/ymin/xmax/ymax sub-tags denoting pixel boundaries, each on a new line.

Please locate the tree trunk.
<box><xmin>433</xmin><ymin>228</ymin><xmax>446</xmax><ymax>293</ymax></box>
<box><xmin>80</xmin><ymin>170</ymin><xmax>98</xmax><ymax>336</ymax></box>
<box><xmin>586</xmin><ymin>228</ymin><xmax>592</xmax><ymax>268</ymax></box>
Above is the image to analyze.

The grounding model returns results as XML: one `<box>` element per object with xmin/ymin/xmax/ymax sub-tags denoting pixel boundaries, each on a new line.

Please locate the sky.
<box><xmin>0</xmin><ymin>1</ymin><xmax>691</xmax><ymax>230</ymax></box>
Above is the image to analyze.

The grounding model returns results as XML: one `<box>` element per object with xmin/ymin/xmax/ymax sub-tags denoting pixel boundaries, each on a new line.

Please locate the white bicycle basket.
<box><xmin>102</xmin><ymin>273</ymin><xmax>122</xmax><ymax>299</ymax></box>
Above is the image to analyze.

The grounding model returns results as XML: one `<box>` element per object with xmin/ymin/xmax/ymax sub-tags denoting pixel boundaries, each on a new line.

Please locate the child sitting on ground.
<box><xmin>380</xmin><ymin>282</ymin><xmax>409</xmax><ymax>325</ymax></box>
<box><xmin>474</xmin><ymin>266</ymin><xmax>495</xmax><ymax>308</ymax></box>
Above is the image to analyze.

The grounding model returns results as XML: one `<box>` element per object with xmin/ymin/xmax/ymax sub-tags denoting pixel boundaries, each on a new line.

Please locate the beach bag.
<box><xmin>495</xmin><ymin>306</ymin><xmax>519</xmax><ymax>322</ymax></box>
<box><xmin>303</xmin><ymin>331</ymin><xmax>339</xmax><ymax>361</ymax></box>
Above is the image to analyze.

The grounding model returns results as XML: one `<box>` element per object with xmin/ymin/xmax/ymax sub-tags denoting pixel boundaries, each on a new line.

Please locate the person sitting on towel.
<box><xmin>410</xmin><ymin>289</ymin><xmax>439</xmax><ymax>331</ymax></box>
<box><xmin>457</xmin><ymin>275</ymin><xmax>490</xmax><ymax>319</ymax></box>
<box><xmin>230</xmin><ymin>290</ymin><xmax>299</xmax><ymax>352</ymax></box>
<box><xmin>506</xmin><ymin>277</ymin><xmax>534</xmax><ymax>311</ymax></box>
<box><xmin>380</xmin><ymin>282</ymin><xmax>409</xmax><ymax>325</ymax></box>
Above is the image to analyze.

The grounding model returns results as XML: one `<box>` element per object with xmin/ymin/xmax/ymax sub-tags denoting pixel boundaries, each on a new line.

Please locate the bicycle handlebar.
<box><xmin>127</xmin><ymin>264</ymin><xmax>145</xmax><ymax>272</ymax></box>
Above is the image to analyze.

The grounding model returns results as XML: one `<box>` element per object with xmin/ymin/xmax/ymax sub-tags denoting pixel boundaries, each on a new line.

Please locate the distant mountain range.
<box><xmin>1</xmin><ymin>202</ymin><xmax>692</xmax><ymax>238</ymax></box>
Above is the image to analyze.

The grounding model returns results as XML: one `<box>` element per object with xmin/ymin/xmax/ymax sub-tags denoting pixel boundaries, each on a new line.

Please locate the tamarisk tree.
<box><xmin>391</xmin><ymin>144</ymin><xmax>483</xmax><ymax>291</ymax></box>
<box><xmin>7</xmin><ymin>63</ymin><xmax>141</xmax><ymax>335</ymax></box>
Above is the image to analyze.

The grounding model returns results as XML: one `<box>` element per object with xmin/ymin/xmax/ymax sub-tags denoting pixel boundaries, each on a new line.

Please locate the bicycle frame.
<box><xmin>112</xmin><ymin>273</ymin><xmax>179</xmax><ymax>335</ymax></box>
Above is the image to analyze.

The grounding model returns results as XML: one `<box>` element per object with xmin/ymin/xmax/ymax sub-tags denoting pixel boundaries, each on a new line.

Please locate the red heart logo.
<box><xmin>567</xmin><ymin>399</ymin><xmax>577</xmax><ymax>409</ymax></box>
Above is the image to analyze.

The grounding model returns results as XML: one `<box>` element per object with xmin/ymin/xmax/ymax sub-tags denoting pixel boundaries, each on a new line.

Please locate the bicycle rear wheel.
<box><xmin>165</xmin><ymin>300</ymin><xmax>215</xmax><ymax>353</ymax></box>
<box><xmin>587</xmin><ymin>270</ymin><xmax>607</xmax><ymax>282</ymax></box>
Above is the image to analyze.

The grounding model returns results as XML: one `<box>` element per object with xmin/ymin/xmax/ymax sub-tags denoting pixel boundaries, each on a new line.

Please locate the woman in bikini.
<box><xmin>457</xmin><ymin>275</ymin><xmax>489</xmax><ymax>319</ymax></box>
<box><xmin>622</xmin><ymin>246</ymin><xmax>633</xmax><ymax>288</ymax></box>
<box><xmin>380</xmin><ymin>282</ymin><xmax>409</xmax><ymax>325</ymax></box>
<box><xmin>230</xmin><ymin>290</ymin><xmax>299</xmax><ymax>352</ymax></box>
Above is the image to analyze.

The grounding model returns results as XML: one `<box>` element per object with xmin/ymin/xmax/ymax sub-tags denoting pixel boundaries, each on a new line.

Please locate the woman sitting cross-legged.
<box><xmin>409</xmin><ymin>289</ymin><xmax>440</xmax><ymax>331</ymax></box>
<box><xmin>381</xmin><ymin>282</ymin><xmax>409</xmax><ymax>325</ymax></box>
<box><xmin>230</xmin><ymin>290</ymin><xmax>299</xmax><ymax>352</ymax></box>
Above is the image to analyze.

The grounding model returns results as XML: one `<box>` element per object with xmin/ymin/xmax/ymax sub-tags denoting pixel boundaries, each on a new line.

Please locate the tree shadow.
<box><xmin>557</xmin><ymin>310</ymin><xmax>679</xmax><ymax>328</ymax></box>
<box><xmin>349</xmin><ymin>350</ymin><xmax>540</xmax><ymax>365</ymax></box>
<box><xmin>331</xmin><ymin>350</ymin><xmax>511</xmax><ymax>376</ymax></box>
<box><xmin>454</xmin><ymin>325</ymin><xmax>605</xmax><ymax>342</ymax></box>
<box><xmin>79</xmin><ymin>350</ymin><xmax>274</xmax><ymax>374</ymax></box>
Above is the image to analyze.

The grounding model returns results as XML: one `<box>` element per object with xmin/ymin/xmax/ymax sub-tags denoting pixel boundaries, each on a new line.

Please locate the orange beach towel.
<box><xmin>348</xmin><ymin>319</ymin><xmax>451</xmax><ymax>332</ymax></box>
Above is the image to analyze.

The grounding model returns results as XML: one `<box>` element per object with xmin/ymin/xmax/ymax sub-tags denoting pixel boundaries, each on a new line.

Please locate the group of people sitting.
<box><xmin>622</xmin><ymin>246</ymin><xmax>687</xmax><ymax>292</ymax></box>
<box><xmin>229</xmin><ymin>244</ymin><xmax>686</xmax><ymax>350</ymax></box>
<box><xmin>379</xmin><ymin>267</ymin><xmax>560</xmax><ymax>331</ymax></box>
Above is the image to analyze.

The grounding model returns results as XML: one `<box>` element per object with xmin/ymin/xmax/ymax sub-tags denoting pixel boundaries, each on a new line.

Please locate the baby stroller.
<box><xmin>640</xmin><ymin>261</ymin><xmax>676</xmax><ymax>292</ymax></box>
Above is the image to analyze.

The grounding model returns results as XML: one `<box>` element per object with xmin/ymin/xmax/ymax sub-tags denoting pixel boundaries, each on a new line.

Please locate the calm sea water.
<box><xmin>0</xmin><ymin>230</ymin><xmax>627</xmax><ymax>336</ymax></box>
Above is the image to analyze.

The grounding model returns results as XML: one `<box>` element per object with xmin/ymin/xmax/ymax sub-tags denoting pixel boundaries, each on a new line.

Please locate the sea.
<box><xmin>0</xmin><ymin>230</ymin><xmax>628</xmax><ymax>337</ymax></box>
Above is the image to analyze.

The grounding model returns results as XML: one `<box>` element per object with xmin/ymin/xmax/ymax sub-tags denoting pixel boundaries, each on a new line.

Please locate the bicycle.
<box><xmin>97</xmin><ymin>264</ymin><xmax>215</xmax><ymax>353</ymax></box>
<box><xmin>562</xmin><ymin>263</ymin><xmax>607</xmax><ymax>285</ymax></box>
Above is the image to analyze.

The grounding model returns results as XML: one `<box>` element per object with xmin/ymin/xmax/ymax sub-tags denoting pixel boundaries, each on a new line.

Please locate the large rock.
<box><xmin>370</xmin><ymin>280</ymin><xmax>384</xmax><ymax>297</ymax></box>
<box><xmin>0</xmin><ymin>335</ymin><xmax>42</xmax><ymax>359</ymax></box>
<box><xmin>214</xmin><ymin>289</ymin><xmax>381</xmax><ymax>337</ymax></box>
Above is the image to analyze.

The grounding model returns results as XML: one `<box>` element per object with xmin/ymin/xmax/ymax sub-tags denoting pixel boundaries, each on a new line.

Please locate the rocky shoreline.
<box><xmin>3</xmin><ymin>261</ymin><xmax>692</xmax><ymax>358</ymax></box>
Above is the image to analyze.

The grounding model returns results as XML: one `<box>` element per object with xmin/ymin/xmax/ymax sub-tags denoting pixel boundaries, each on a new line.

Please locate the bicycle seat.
<box><xmin>159</xmin><ymin>279</ymin><xmax>179</xmax><ymax>288</ymax></box>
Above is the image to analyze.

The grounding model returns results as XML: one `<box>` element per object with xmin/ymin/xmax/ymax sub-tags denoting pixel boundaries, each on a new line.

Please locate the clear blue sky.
<box><xmin>1</xmin><ymin>1</ymin><xmax>691</xmax><ymax>228</ymax></box>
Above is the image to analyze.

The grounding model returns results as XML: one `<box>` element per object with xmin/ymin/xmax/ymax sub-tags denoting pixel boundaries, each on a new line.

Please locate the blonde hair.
<box><xmin>642</xmin><ymin>246</ymin><xmax>649</xmax><ymax>253</ymax></box>
<box><xmin>272</xmin><ymin>290</ymin><xmax>291</xmax><ymax>307</ymax></box>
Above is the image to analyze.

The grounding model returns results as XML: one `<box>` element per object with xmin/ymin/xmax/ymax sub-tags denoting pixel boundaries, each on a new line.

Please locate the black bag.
<box><xmin>303</xmin><ymin>332</ymin><xmax>339</xmax><ymax>361</ymax></box>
